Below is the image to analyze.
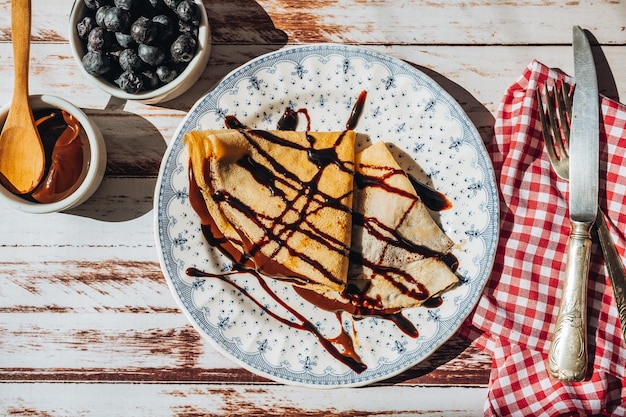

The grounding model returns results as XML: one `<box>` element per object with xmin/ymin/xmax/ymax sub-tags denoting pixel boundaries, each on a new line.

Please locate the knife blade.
<box><xmin>547</xmin><ymin>25</ymin><xmax>599</xmax><ymax>382</ymax></box>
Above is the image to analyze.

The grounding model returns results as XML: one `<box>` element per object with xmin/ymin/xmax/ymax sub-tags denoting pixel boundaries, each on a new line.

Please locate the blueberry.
<box><xmin>95</xmin><ymin>5</ymin><xmax>112</xmax><ymax>27</ymax></box>
<box><xmin>82</xmin><ymin>50</ymin><xmax>112</xmax><ymax>76</ymax></box>
<box><xmin>103</xmin><ymin>7</ymin><xmax>131</xmax><ymax>32</ymax></box>
<box><xmin>175</xmin><ymin>0</ymin><xmax>198</xmax><ymax>24</ymax></box>
<box><xmin>177</xmin><ymin>19</ymin><xmax>198</xmax><ymax>37</ymax></box>
<box><xmin>77</xmin><ymin>16</ymin><xmax>96</xmax><ymax>40</ymax></box>
<box><xmin>156</xmin><ymin>65</ymin><xmax>178</xmax><ymax>83</ymax></box>
<box><xmin>87</xmin><ymin>26</ymin><xmax>112</xmax><ymax>51</ymax></box>
<box><xmin>138</xmin><ymin>43</ymin><xmax>165</xmax><ymax>66</ymax></box>
<box><xmin>130</xmin><ymin>16</ymin><xmax>158</xmax><ymax>45</ymax></box>
<box><xmin>152</xmin><ymin>14</ymin><xmax>175</xmax><ymax>40</ymax></box>
<box><xmin>170</xmin><ymin>33</ymin><xmax>196</xmax><ymax>63</ymax></box>
<box><xmin>114</xmin><ymin>0</ymin><xmax>134</xmax><ymax>11</ymax></box>
<box><xmin>84</xmin><ymin>0</ymin><xmax>110</xmax><ymax>10</ymax></box>
<box><xmin>115</xmin><ymin>31</ymin><xmax>135</xmax><ymax>48</ymax></box>
<box><xmin>119</xmin><ymin>48</ymin><xmax>143</xmax><ymax>72</ymax></box>
<box><xmin>142</xmin><ymin>69</ymin><xmax>161</xmax><ymax>90</ymax></box>
<box><xmin>115</xmin><ymin>70</ymin><xmax>144</xmax><ymax>93</ymax></box>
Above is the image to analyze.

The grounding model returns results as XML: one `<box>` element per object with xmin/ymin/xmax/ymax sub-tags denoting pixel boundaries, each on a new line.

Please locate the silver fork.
<box><xmin>537</xmin><ymin>82</ymin><xmax>626</xmax><ymax>343</ymax></box>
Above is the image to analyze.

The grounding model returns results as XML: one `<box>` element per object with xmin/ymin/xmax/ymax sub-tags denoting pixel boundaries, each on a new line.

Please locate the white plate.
<box><xmin>154</xmin><ymin>44</ymin><xmax>498</xmax><ymax>387</ymax></box>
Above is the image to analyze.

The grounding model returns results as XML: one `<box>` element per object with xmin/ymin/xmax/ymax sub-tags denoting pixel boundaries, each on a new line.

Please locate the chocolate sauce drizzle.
<box><xmin>187</xmin><ymin>266</ymin><xmax>366</xmax><ymax>373</ymax></box>
<box><xmin>346</xmin><ymin>90</ymin><xmax>367</xmax><ymax>131</ymax></box>
<box><xmin>408</xmin><ymin>174</ymin><xmax>452</xmax><ymax>212</ymax></box>
<box><xmin>187</xmin><ymin>90</ymin><xmax>455</xmax><ymax>373</ymax></box>
<box><xmin>213</xmin><ymin>128</ymin><xmax>354</xmax><ymax>288</ymax></box>
<box><xmin>276</xmin><ymin>107</ymin><xmax>311</xmax><ymax>131</ymax></box>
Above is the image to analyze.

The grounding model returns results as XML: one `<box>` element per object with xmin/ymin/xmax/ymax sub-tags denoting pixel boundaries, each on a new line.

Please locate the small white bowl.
<box><xmin>68</xmin><ymin>0</ymin><xmax>211</xmax><ymax>104</ymax></box>
<box><xmin>0</xmin><ymin>94</ymin><xmax>107</xmax><ymax>213</ymax></box>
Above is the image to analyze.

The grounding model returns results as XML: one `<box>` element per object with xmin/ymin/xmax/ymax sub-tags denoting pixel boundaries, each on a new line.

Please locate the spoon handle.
<box><xmin>11</xmin><ymin>0</ymin><xmax>32</xmax><ymax>98</ymax></box>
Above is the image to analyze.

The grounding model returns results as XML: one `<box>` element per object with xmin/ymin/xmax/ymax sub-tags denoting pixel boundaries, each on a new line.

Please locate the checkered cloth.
<box><xmin>461</xmin><ymin>60</ymin><xmax>626</xmax><ymax>416</ymax></box>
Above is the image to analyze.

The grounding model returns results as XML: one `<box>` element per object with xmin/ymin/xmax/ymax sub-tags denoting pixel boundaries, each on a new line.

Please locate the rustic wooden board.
<box><xmin>0</xmin><ymin>252</ymin><xmax>491</xmax><ymax>379</ymax></box>
<box><xmin>0</xmin><ymin>383</ymin><xmax>487</xmax><ymax>416</ymax></box>
<box><xmin>1</xmin><ymin>0</ymin><xmax>626</xmax><ymax>414</ymax></box>
<box><xmin>1</xmin><ymin>0</ymin><xmax>626</xmax><ymax>45</ymax></box>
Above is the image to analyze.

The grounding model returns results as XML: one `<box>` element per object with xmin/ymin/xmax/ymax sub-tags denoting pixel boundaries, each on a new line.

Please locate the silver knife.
<box><xmin>547</xmin><ymin>25</ymin><xmax>599</xmax><ymax>382</ymax></box>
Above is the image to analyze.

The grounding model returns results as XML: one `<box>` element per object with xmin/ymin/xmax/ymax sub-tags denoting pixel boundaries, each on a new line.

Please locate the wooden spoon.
<box><xmin>0</xmin><ymin>0</ymin><xmax>45</xmax><ymax>195</ymax></box>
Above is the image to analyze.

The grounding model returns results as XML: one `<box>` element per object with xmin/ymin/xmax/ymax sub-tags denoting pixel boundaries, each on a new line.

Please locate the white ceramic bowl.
<box><xmin>0</xmin><ymin>95</ymin><xmax>107</xmax><ymax>213</ymax></box>
<box><xmin>68</xmin><ymin>0</ymin><xmax>211</xmax><ymax>104</ymax></box>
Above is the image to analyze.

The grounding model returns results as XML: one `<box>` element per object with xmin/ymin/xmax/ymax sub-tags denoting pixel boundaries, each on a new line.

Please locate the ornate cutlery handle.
<box><xmin>596</xmin><ymin>209</ymin><xmax>626</xmax><ymax>341</ymax></box>
<box><xmin>548</xmin><ymin>220</ymin><xmax>591</xmax><ymax>382</ymax></box>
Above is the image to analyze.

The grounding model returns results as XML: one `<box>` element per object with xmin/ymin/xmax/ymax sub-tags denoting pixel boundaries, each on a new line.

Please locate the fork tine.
<box><xmin>556</xmin><ymin>81</ymin><xmax>571</xmax><ymax>144</ymax></box>
<box><xmin>536</xmin><ymin>86</ymin><xmax>560</xmax><ymax>164</ymax></box>
<box><xmin>545</xmin><ymin>83</ymin><xmax>568</xmax><ymax>161</ymax></box>
<box><xmin>561</xmin><ymin>82</ymin><xmax>574</xmax><ymax>115</ymax></box>
<box><xmin>556</xmin><ymin>82</ymin><xmax>570</xmax><ymax>146</ymax></box>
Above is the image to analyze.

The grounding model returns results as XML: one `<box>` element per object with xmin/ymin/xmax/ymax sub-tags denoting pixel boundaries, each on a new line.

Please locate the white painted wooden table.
<box><xmin>2</xmin><ymin>1</ymin><xmax>625</xmax><ymax>415</ymax></box>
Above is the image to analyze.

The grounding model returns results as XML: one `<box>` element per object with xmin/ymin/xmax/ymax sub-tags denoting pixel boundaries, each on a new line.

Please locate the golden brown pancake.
<box><xmin>184</xmin><ymin>129</ymin><xmax>356</xmax><ymax>292</ymax></box>
<box><xmin>346</xmin><ymin>141</ymin><xmax>458</xmax><ymax>310</ymax></box>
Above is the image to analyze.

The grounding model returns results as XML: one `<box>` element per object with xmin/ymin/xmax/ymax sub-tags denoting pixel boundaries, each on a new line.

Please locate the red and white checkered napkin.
<box><xmin>460</xmin><ymin>60</ymin><xmax>626</xmax><ymax>416</ymax></box>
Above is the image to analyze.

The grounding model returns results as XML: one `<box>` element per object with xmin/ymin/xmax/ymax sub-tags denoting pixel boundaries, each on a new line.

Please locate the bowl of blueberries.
<box><xmin>69</xmin><ymin>0</ymin><xmax>210</xmax><ymax>104</ymax></box>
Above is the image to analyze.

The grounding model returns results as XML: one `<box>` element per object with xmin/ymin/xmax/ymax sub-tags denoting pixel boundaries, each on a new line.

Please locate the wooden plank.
<box><xmin>0</xmin><ymin>0</ymin><xmax>625</xmax><ymax>45</ymax></box>
<box><xmin>255</xmin><ymin>0</ymin><xmax>626</xmax><ymax>45</ymax></box>
<box><xmin>0</xmin><ymin>383</ymin><xmax>486</xmax><ymax>416</ymax></box>
<box><xmin>0</xmin><ymin>342</ymin><xmax>490</xmax><ymax>386</ymax></box>
<box><xmin>0</xmin><ymin>180</ymin><xmax>155</xmax><ymax>245</ymax></box>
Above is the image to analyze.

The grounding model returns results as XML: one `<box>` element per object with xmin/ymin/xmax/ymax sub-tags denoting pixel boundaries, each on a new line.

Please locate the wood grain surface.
<box><xmin>1</xmin><ymin>0</ymin><xmax>626</xmax><ymax>415</ymax></box>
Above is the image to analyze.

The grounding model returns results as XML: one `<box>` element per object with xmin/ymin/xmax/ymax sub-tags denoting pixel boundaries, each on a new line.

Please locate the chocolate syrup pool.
<box><xmin>25</xmin><ymin>109</ymin><xmax>86</xmax><ymax>203</ymax></box>
<box><xmin>186</xmin><ymin>91</ymin><xmax>456</xmax><ymax>374</ymax></box>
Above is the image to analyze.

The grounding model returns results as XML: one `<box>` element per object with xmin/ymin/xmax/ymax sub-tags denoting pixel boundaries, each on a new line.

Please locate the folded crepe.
<box><xmin>346</xmin><ymin>141</ymin><xmax>458</xmax><ymax>310</ymax></box>
<box><xmin>184</xmin><ymin>129</ymin><xmax>356</xmax><ymax>293</ymax></box>
<box><xmin>185</xmin><ymin>128</ymin><xmax>457</xmax><ymax>312</ymax></box>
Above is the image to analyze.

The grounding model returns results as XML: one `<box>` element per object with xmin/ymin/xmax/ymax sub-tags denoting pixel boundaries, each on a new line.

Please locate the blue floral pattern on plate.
<box><xmin>154</xmin><ymin>44</ymin><xmax>499</xmax><ymax>387</ymax></box>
